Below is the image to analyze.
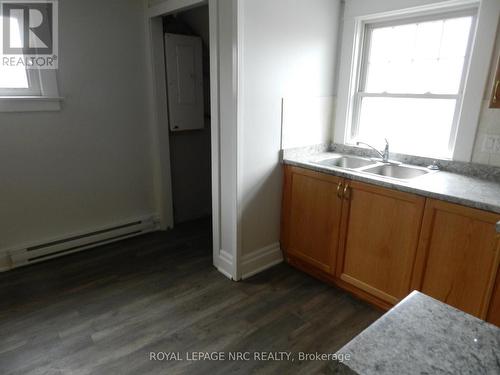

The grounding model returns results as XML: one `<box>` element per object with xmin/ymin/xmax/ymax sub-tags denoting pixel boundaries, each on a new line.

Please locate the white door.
<box><xmin>164</xmin><ymin>33</ymin><xmax>204</xmax><ymax>131</ymax></box>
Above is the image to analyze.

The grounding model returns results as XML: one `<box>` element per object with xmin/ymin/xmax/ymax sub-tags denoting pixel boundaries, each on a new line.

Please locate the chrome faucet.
<box><xmin>356</xmin><ymin>139</ymin><xmax>390</xmax><ymax>163</ymax></box>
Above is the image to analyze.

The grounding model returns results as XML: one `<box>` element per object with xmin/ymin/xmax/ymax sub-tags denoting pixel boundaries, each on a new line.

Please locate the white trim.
<box><xmin>208</xmin><ymin>0</ymin><xmax>222</xmax><ymax>275</ymax></box>
<box><xmin>147</xmin><ymin>0</ymin><xmax>207</xmax><ymax>17</ymax></box>
<box><xmin>362</xmin><ymin>6</ymin><xmax>477</xmax><ymax>27</ymax></box>
<box><xmin>216</xmin><ymin>249</ymin><xmax>234</xmax><ymax>280</ymax></box>
<box><xmin>216</xmin><ymin>0</ymin><xmax>239</xmax><ymax>280</ymax></box>
<box><xmin>235</xmin><ymin>0</ymin><xmax>244</xmax><ymax>280</ymax></box>
<box><xmin>357</xmin><ymin>93</ymin><xmax>460</xmax><ymax>100</ymax></box>
<box><xmin>334</xmin><ymin>0</ymin><xmax>498</xmax><ymax>162</ymax></box>
<box><xmin>0</xmin><ymin>96</ymin><xmax>62</xmax><ymax>112</ymax></box>
<box><xmin>335</xmin><ymin>7</ymin><xmax>366</xmax><ymax>145</ymax></box>
<box><xmin>145</xmin><ymin>15</ymin><xmax>174</xmax><ymax>230</ymax></box>
<box><xmin>344</xmin><ymin>0</ymin><xmax>480</xmax><ymax>23</ymax></box>
<box><xmin>0</xmin><ymin>69</ymin><xmax>61</xmax><ymax>111</ymax></box>
<box><xmin>453</xmin><ymin>0</ymin><xmax>500</xmax><ymax>161</ymax></box>
<box><xmin>448</xmin><ymin>10</ymin><xmax>477</xmax><ymax>152</ymax></box>
<box><xmin>351</xmin><ymin>0</ymin><xmax>479</xmax><ymax>24</ymax></box>
<box><xmin>38</xmin><ymin>69</ymin><xmax>59</xmax><ymax>97</ymax></box>
<box><xmin>210</xmin><ymin>0</ymin><xmax>240</xmax><ymax>280</ymax></box>
<box><xmin>216</xmin><ymin>265</ymin><xmax>234</xmax><ymax>280</ymax></box>
<box><xmin>209</xmin><ymin>0</ymin><xmax>240</xmax><ymax>281</ymax></box>
<box><xmin>240</xmin><ymin>243</ymin><xmax>283</xmax><ymax>280</ymax></box>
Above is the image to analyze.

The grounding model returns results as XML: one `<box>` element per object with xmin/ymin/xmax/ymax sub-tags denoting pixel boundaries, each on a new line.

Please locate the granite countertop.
<box><xmin>330</xmin><ymin>291</ymin><xmax>500</xmax><ymax>375</ymax></box>
<box><xmin>283</xmin><ymin>150</ymin><xmax>500</xmax><ymax>219</ymax></box>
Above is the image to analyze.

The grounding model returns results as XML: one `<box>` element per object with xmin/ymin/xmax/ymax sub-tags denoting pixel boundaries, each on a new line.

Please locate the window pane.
<box><xmin>0</xmin><ymin>15</ymin><xmax>29</xmax><ymax>89</ymax></box>
<box><xmin>432</xmin><ymin>58</ymin><xmax>465</xmax><ymax>94</ymax></box>
<box><xmin>369</xmin><ymin>24</ymin><xmax>416</xmax><ymax>63</ymax></box>
<box><xmin>356</xmin><ymin>97</ymin><xmax>456</xmax><ymax>158</ymax></box>
<box><xmin>0</xmin><ymin>67</ymin><xmax>30</xmax><ymax>89</ymax></box>
<box><xmin>440</xmin><ymin>17</ymin><xmax>472</xmax><ymax>59</ymax></box>
<box><xmin>414</xmin><ymin>20</ymin><xmax>442</xmax><ymax>60</ymax></box>
<box><xmin>365</xmin><ymin>16</ymin><xmax>472</xmax><ymax>94</ymax></box>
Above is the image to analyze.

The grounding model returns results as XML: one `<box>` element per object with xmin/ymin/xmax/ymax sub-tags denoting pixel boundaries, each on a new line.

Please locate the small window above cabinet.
<box><xmin>490</xmin><ymin>56</ymin><xmax>500</xmax><ymax>109</ymax></box>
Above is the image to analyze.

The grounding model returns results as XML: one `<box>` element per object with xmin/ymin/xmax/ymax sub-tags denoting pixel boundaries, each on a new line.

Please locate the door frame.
<box><xmin>144</xmin><ymin>0</ymin><xmax>239</xmax><ymax>279</ymax></box>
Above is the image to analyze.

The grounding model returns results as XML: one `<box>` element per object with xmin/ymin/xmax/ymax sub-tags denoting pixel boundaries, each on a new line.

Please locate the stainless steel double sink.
<box><xmin>313</xmin><ymin>155</ymin><xmax>435</xmax><ymax>181</ymax></box>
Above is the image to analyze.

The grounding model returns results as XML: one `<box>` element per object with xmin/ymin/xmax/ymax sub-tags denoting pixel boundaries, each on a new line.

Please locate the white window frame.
<box><xmin>334</xmin><ymin>0</ymin><xmax>500</xmax><ymax>162</ymax></box>
<box><xmin>0</xmin><ymin>68</ymin><xmax>41</xmax><ymax>96</ymax></box>
<box><xmin>0</xmin><ymin>68</ymin><xmax>61</xmax><ymax>112</ymax></box>
<box><xmin>0</xmin><ymin>1</ymin><xmax>62</xmax><ymax>112</ymax></box>
<box><xmin>350</xmin><ymin>10</ymin><xmax>477</xmax><ymax>158</ymax></box>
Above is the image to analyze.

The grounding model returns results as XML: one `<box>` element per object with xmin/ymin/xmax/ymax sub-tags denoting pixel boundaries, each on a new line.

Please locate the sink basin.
<box><xmin>316</xmin><ymin>156</ymin><xmax>374</xmax><ymax>169</ymax></box>
<box><xmin>362</xmin><ymin>164</ymin><xmax>430</xmax><ymax>180</ymax></box>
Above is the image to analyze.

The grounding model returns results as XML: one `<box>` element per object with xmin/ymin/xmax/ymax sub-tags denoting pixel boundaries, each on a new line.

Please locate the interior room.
<box><xmin>0</xmin><ymin>0</ymin><xmax>499</xmax><ymax>374</ymax></box>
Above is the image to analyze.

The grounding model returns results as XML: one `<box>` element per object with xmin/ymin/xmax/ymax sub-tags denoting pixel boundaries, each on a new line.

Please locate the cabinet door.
<box><xmin>487</xmin><ymin>268</ymin><xmax>500</xmax><ymax>327</ymax></box>
<box><xmin>337</xmin><ymin>181</ymin><xmax>425</xmax><ymax>305</ymax></box>
<box><xmin>412</xmin><ymin>199</ymin><xmax>500</xmax><ymax>318</ymax></box>
<box><xmin>281</xmin><ymin>166</ymin><xmax>343</xmax><ymax>274</ymax></box>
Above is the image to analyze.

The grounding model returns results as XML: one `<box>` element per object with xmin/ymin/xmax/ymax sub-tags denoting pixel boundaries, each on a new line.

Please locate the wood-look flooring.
<box><xmin>0</xmin><ymin>219</ymin><xmax>381</xmax><ymax>375</ymax></box>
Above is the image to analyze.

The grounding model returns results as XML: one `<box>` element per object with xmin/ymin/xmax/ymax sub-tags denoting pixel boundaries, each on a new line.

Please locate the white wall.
<box><xmin>281</xmin><ymin>96</ymin><xmax>335</xmax><ymax>149</ymax></box>
<box><xmin>239</xmin><ymin>0</ymin><xmax>342</xmax><ymax>258</ymax></box>
<box><xmin>0</xmin><ymin>0</ymin><xmax>155</xmax><ymax>268</ymax></box>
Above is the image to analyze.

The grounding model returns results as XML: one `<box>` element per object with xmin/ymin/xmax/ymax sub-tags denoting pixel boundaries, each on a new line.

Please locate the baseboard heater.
<box><xmin>8</xmin><ymin>216</ymin><xmax>158</xmax><ymax>269</ymax></box>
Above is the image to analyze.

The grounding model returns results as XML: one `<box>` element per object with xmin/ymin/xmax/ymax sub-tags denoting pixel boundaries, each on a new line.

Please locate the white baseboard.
<box><xmin>215</xmin><ymin>249</ymin><xmax>234</xmax><ymax>280</ymax></box>
<box><xmin>240</xmin><ymin>242</ymin><xmax>283</xmax><ymax>280</ymax></box>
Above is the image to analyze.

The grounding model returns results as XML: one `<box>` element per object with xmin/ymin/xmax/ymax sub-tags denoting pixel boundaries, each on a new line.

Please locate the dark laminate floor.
<box><xmin>0</xmin><ymin>219</ymin><xmax>382</xmax><ymax>375</ymax></box>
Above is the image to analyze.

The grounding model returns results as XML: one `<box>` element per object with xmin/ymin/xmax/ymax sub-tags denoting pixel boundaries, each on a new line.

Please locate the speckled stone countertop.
<box><xmin>330</xmin><ymin>291</ymin><xmax>500</xmax><ymax>375</ymax></box>
<box><xmin>283</xmin><ymin>149</ymin><xmax>500</xmax><ymax>216</ymax></box>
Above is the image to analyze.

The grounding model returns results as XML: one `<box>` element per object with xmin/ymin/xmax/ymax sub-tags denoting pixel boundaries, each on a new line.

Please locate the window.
<box><xmin>349</xmin><ymin>11</ymin><xmax>476</xmax><ymax>159</ymax></box>
<box><xmin>0</xmin><ymin>11</ymin><xmax>41</xmax><ymax>96</ymax></box>
<box><xmin>0</xmin><ymin>10</ymin><xmax>60</xmax><ymax>111</ymax></box>
<box><xmin>0</xmin><ymin>66</ymin><xmax>42</xmax><ymax>96</ymax></box>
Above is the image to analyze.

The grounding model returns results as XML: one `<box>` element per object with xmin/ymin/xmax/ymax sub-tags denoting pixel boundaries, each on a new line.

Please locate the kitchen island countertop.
<box><xmin>329</xmin><ymin>291</ymin><xmax>500</xmax><ymax>375</ymax></box>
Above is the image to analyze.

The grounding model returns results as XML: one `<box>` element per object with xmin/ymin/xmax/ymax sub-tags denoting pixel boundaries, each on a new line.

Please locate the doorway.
<box><xmin>163</xmin><ymin>6</ymin><xmax>212</xmax><ymax>227</ymax></box>
<box><xmin>146</xmin><ymin>0</ymin><xmax>238</xmax><ymax>280</ymax></box>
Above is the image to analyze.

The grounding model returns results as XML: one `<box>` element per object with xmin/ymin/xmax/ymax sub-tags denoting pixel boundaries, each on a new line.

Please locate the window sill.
<box><xmin>0</xmin><ymin>96</ymin><xmax>63</xmax><ymax>112</ymax></box>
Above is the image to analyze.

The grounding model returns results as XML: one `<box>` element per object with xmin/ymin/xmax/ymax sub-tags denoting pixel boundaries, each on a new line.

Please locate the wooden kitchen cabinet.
<box><xmin>336</xmin><ymin>181</ymin><xmax>426</xmax><ymax>305</ymax></box>
<box><xmin>281</xmin><ymin>166</ymin><xmax>344</xmax><ymax>274</ymax></box>
<box><xmin>411</xmin><ymin>199</ymin><xmax>500</xmax><ymax>319</ymax></box>
<box><xmin>487</xmin><ymin>269</ymin><xmax>500</xmax><ymax>327</ymax></box>
<box><xmin>281</xmin><ymin>165</ymin><xmax>500</xmax><ymax>322</ymax></box>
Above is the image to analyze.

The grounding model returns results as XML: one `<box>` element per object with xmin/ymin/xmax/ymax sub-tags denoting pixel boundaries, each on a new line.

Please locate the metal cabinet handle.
<box><xmin>337</xmin><ymin>182</ymin><xmax>343</xmax><ymax>199</ymax></box>
<box><xmin>343</xmin><ymin>183</ymin><xmax>350</xmax><ymax>200</ymax></box>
